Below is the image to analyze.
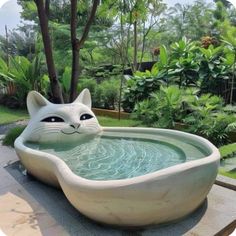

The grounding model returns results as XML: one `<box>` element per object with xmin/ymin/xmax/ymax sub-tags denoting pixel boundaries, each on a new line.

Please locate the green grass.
<box><xmin>219</xmin><ymin>143</ymin><xmax>236</xmax><ymax>158</ymax></box>
<box><xmin>97</xmin><ymin>116</ymin><xmax>141</xmax><ymax>127</ymax></box>
<box><xmin>219</xmin><ymin>169</ymin><xmax>236</xmax><ymax>179</ymax></box>
<box><xmin>0</xmin><ymin>106</ymin><xmax>28</xmax><ymax>125</ymax></box>
<box><xmin>218</xmin><ymin>143</ymin><xmax>236</xmax><ymax>179</ymax></box>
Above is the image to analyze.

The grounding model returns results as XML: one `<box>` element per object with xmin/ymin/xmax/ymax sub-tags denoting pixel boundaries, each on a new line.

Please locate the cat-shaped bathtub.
<box><xmin>14</xmin><ymin>89</ymin><xmax>220</xmax><ymax>226</ymax></box>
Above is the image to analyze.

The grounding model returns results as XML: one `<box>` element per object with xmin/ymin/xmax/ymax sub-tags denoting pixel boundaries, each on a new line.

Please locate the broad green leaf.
<box><xmin>151</xmin><ymin>64</ymin><xmax>158</xmax><ymax>76</ymax></box>
<box><xmin>160</xmin><ymin>45</ymin><xmax>168</xmax><ymax>66</ymax></box>
<box><xmin>225</xmin><ymin>52</ymin><xmax>235</xmax><ymax>65</ymax></box>
<box><xmin>0</xmin><ymin>57</ymin><xmax>8</xmax><ymax>73</ymax></box>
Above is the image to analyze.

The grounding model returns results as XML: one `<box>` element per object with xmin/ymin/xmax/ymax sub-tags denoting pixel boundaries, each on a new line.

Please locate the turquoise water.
<box><xmin>25</xmin><ymin>133</ymin><xmax>208</xmax><ymax>180</ymax></box>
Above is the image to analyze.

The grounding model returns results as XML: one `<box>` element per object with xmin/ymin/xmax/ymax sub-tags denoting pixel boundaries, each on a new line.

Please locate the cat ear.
<box><xmin>27</xmin><ymin>91</ymin><xmax>50</xmax><ymax>117</ymax></box>
<box><xmin>73</xmin><ymin>88</ymin><xmax>91</xmax><ymax>108</ymax></box>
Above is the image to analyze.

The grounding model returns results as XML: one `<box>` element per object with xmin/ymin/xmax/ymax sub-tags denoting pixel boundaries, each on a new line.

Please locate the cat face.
<box><xmin>22</xmin><ymin>89</ymin><xmax>101</xmax><ymax>143</ymax></box>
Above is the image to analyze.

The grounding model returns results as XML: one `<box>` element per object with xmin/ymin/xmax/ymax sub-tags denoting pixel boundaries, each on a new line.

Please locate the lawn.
<box><xmin>219</xmin><ymin>169</ymin><xmax>236</xmax><ymax>179</ymax></box>
<box><xmin>0</xmin><ymin>105</ymin><xmax>139</xmax><ymax>127</ymax></box>
<box><xmin>0</xmin><ymin>105</ymin><xmax>28</xmax><ymax>124</ymax></box>
<box><xmin>219</xmin><ymin>143</ymin><xmax>236</xmax><ymax>158</ymax></box>
<box><xmin>98</xmin><ymin>116</ymin><xmax>141</xmax><ymax>127</ymax></box>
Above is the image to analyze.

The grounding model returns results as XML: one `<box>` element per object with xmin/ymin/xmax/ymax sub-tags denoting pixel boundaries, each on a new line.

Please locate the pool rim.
<box><xmin>14</xmin><ymin>127</ymin><xmax>220</xmax><ymax>188</ymax></box>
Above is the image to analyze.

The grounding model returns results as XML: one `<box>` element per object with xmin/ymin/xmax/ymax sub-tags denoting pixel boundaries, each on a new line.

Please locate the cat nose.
<box><xmin>70</xmin><ymin>124</ymin><xmax>80</xmax><ymax>129</ymax></box>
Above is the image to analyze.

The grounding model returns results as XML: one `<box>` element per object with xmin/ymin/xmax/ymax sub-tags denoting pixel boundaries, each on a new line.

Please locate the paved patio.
<box><xmin>0</xmin><ymin>142</ymin><xmax>236</xmax><ymax>236</ymax></box>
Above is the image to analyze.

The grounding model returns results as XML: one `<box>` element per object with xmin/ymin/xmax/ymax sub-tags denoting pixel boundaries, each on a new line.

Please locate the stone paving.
<box><xmin>0</xmin><ymin>143</ymin><xmax>236</xmax><ymax>236</ymax></box>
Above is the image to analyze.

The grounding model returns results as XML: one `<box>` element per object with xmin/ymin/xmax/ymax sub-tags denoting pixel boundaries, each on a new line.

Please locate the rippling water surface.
<box><xmin>25</xmin><ymin>133</ymin><xmax>208</xmax><ymax>180</ymax></box>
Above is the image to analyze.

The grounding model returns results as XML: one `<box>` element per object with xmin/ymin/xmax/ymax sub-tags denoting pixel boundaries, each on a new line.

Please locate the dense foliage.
<box><xmin>134</xmin><ymin>86</ymin><xmax>236</xmax><ymax>146</ymax></box>
<box><xmin>122</xmin><ymin>38</ymin><xmax>236</xmax><ymax>111</ymax></box>
<box><xmin>0</xmin><ymin>55</ymin><xmax>49</xmax><ymax>108</ymax></box>
<box><xmin>78</xmin><ymin>77</ymin><xmax>120</xmax><ymax>109</ymax></box>
<box><xmin>0</xmin><ymin>0</ymin><xmax>236</xmax><ymax>146</ymax></box>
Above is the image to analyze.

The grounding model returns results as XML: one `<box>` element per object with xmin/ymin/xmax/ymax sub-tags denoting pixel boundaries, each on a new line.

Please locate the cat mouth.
<box><xmin>61</xmin><ymin>131</ymin><xmax>82</xmax><ymax>135</ymax></box>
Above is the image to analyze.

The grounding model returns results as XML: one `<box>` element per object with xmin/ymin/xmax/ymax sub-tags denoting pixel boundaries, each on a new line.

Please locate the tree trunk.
<box><xmin>230</xmin><ymin>51</ymin><xmax>236</xmax><ymax>104</ymax></box>
<box><xmin>5</xmin><ymin>25</ymin><xmax>9</xmax><ymax>67</ymax></box>
<box><xmin>118</xmin><ymin>7</ymin><xmax>124</xmax><ymax>120</ymax></box>
<box><xmin>70</xmin><ymin>46</ymin><xmax>80</xmax><ymax>102</ymax></box>
<box><xmin>35</xmin><ymin>0</ymin><xmax>63</xmax><ymax>103</ymax></box>
<box><xmin>133</xmin><ymin>20</ymin><xmax>138</xmax><ymax>72</ymax></box>
<box><xmin>138</xmin><ymin>21</ymin><xmax>158</xmax><ymax>71</ymax></box>
<box><xmin>70</xmin><ymin>0</ymin><xmax>79</xmax><ymax>102</ymax></box>
<box><xmin>45</xmin><ymin>0</ymin><xmax>50</xmax><ymax>18</ymax></box>
<box><xmin>70</xmin><ymin>0</ymin><xmax>99</xmax><ymax>102</ymax></box>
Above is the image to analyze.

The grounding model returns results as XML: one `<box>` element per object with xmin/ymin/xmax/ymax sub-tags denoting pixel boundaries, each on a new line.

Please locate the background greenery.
<box><xmin>0</xmin><ymin>0</ymin><xmax>236</xmax><ymax>148</ymax></box>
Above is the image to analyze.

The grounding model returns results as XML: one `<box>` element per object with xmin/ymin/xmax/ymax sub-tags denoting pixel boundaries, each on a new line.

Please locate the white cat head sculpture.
<box><xmin>21</xmin><ymin>89</ymin><xmax>101</xmax><ymax>143</ymax></box>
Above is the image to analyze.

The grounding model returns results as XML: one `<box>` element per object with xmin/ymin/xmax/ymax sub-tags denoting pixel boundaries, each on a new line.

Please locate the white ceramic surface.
<box><xmin>14</xmin><ymin>90</ymin><xmax>220</xmax><ymax>226</ymax></box>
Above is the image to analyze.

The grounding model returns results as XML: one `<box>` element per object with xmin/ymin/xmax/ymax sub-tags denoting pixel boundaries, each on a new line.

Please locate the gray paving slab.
<box><xmin>0</xmin><ymin>143</ymin><xmax>18</xmax><ymax>167</ymax></box>
<box><xmin>0</xmin><ymin>144</ymin><xmax>236</xmax><ymax>236</ymax></box>
<box><xmin>216</xmin><ymin>174</ymin><xmax>236</xmax><ymax>191</ymax></box>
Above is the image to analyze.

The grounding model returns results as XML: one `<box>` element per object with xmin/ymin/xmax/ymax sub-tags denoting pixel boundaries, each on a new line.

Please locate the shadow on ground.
<box><xmin>4</xmin><ymin>161</ymin><xmax>207</xmax><ymax>236</ymax></box>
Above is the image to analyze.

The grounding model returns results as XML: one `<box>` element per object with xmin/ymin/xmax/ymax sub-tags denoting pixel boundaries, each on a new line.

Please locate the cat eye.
<box><xmin>80</xmin><ymin>113</ymin><xmax>93</xmax><ymax>121</ymax></box>
<box><xmin>41</xmin><ymin>116</ymin><xmax>64</xmax><ymax>122</ymax></box>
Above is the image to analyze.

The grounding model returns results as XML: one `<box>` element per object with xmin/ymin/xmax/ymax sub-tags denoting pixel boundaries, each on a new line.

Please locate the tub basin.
<box><xmin>15</xmin><ymin>127</ymin><xmax>220</xmax><ymax>226</ymax></box>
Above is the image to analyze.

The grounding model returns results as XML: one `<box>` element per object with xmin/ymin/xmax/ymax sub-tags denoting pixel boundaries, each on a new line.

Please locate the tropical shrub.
<box><xmin>183</xmin><ymin>94</ymin><xmax>235</xmax><ymax>145</ymax></box>
<box><xmin>0</xmin><ymin>55</ymin><xmax>49</xmax><ymax>108</ymax></box>
<box><xmin>77</xmin><ymin>77</ymin><xmax>120</xmax><ymax>109</ymax></box>
<box><xmin>134</xmin><ymin>86</ymin><xmax>236</xmax><ymax>146</ymax></box>
<box><xmin>99</xmin><ymin>78</ymin><xmax>120</xmax><ymax>109</ymax></box>
<box><xmin>122</xmin><ymin>69</ymin><xmax>165</xmax><ymax>112</ymax></box>
<box><xmin>123</xmin><ymin>37</ymin><xmax>236</xmax><ymax>110</ymax></box>
<box><xmin>77</xmin><ymin>78</ymin><xmax>97</xmax><ymax>95</ymax></box>
<box><xmin>134</xmin><ymin>86</ymin><xmax>195</xmax><ymax>128</ymax></box>
<box><xmin>168</xmin><ymin>37</ymin><xmax>200</xmax><ymax>88</ymax></box>
<box><xmin>198</xmin><ymin>45</ymin><xmax>231</xmax><ymax>97</ymax></box>
<box><xmin>184</xmin><ymin>112</ymin><xmax>235</xmax><ymax>146</ymax></box>
<box><xmin>76</xmin><ymin>78</ymin><xmax>98</xmax><ymax>106</ymax></box>
<box><xmin>224</xmin><ymin>104</ymin><xmax>236</xmax><ymax>114</ymax></box>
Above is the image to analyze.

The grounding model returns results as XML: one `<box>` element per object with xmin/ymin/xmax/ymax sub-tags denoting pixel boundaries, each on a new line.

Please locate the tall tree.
<box><xmin>34</xmin><ymin>0</ymin><xmax>64</xmax><ymax>103</ymax></box>
<box><xmin>0</xmin><ymin>25</ymin><xmax>36</xmax><ymax>59</ymax></box>
<box><xmin>70</xmin><ymin>0</ymin><xmax>100</xmax><ymax>102</ymax></box>
<box><xmin>104</xmin><ymin>0</ymin><xmax>166</xmax><ymax>72</ymax></box>
<box><xmin>214</xmin><ymin>0</ymin><xmax>231</xmax><ymax>8</ymax></box>
<box><xmin>167</xmin><ymin>1</ymin><xmax>214</xmax><ymax>41</ymax></box>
